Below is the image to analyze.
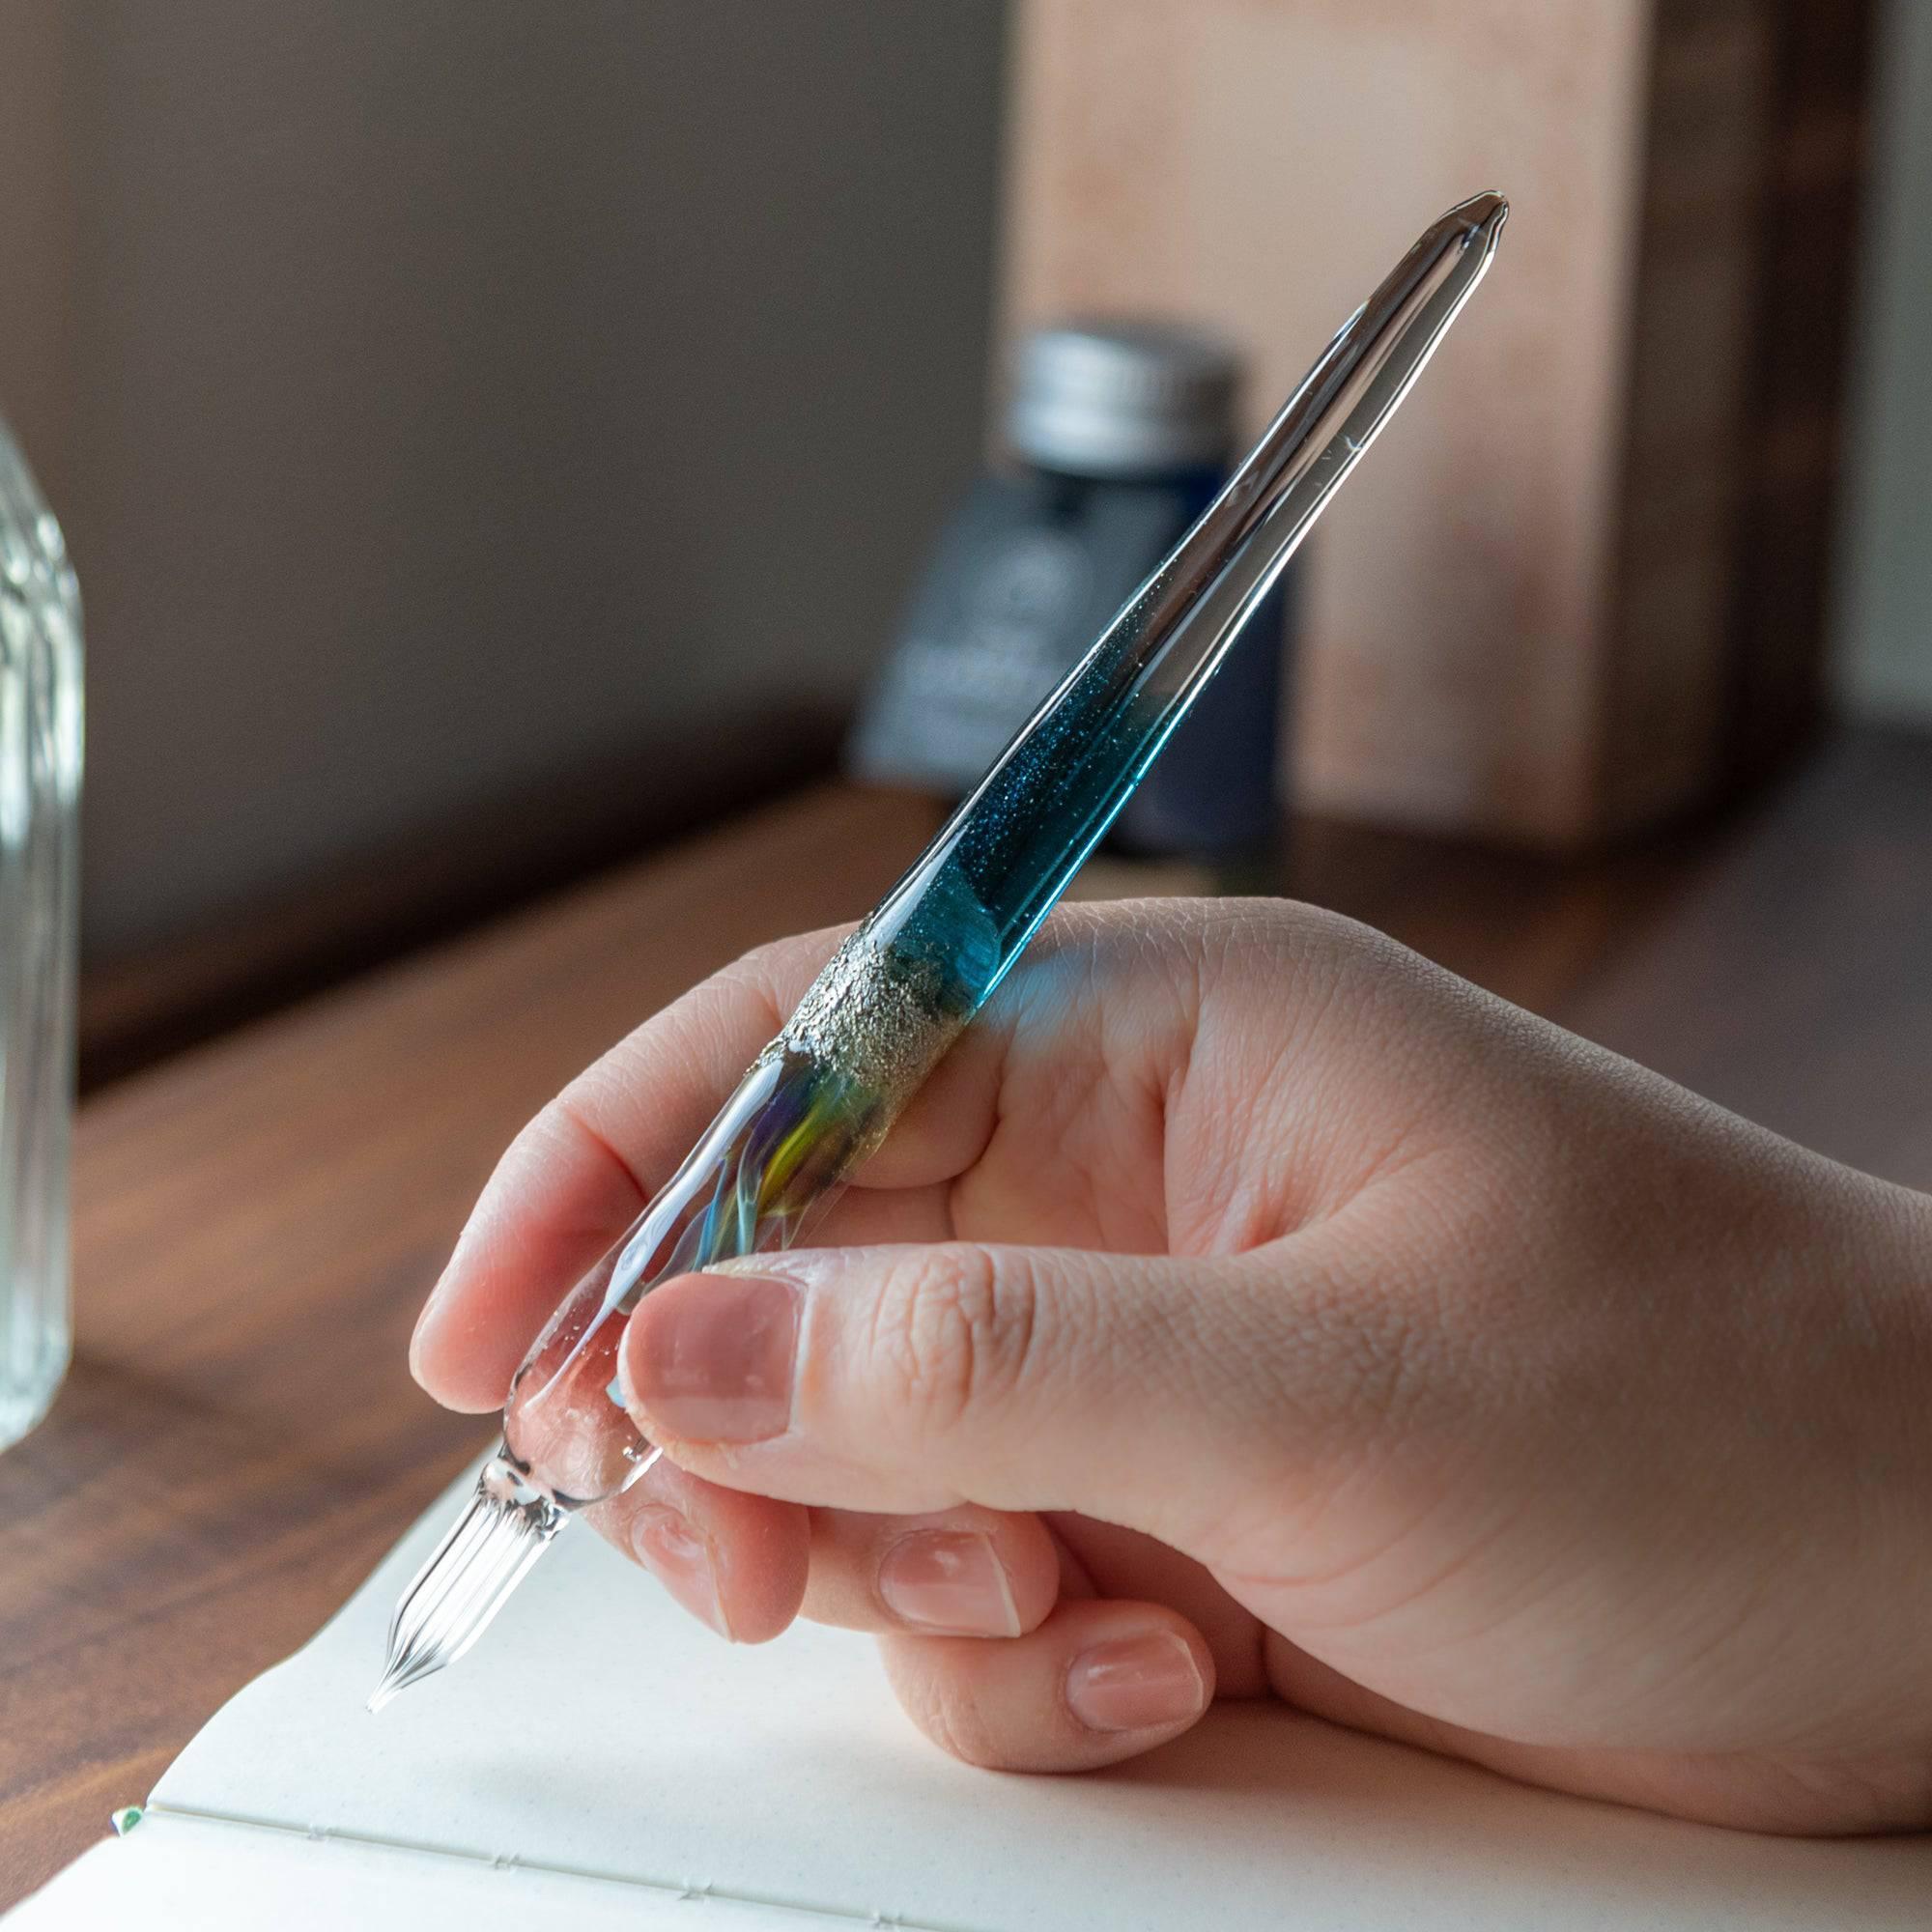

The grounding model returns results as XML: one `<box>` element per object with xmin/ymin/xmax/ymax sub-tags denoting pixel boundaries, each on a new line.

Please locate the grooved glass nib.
<box><xmin>369</xmin><ymin>1452</ymin><xmax>564</xmax><ymax>1712</ymax></box>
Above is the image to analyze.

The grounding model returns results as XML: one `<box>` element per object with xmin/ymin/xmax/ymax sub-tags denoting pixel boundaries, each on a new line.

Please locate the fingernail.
<box><xmin>631</xmin><ymin>1273</ymin><xmax>798</xmax><ymax>1443</ymax></box>
<box><xmin>631</xmin><ymin>1505</ymin><xmax>733</xmax><ymax>1641</ymax></box>
<box><xmin>1065</xmin><ymin>1633</ymin><xmax>1206</xmax><ymax>1733</ymax></box>
<box><xmin>878</xmin><ymin>1530</ymin><xmax>1021</xmax><ymax>1637</ymax></box>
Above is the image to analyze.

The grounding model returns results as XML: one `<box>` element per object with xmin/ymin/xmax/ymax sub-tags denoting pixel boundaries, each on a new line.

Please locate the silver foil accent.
<box><xmin>776</xmin><ymin>923</ymin><xmax>966</xmax><ymax>1110</ymax></box>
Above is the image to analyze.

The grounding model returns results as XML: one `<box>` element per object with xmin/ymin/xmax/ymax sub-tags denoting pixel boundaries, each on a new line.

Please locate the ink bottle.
<box><xmin>850</xmin><ymin>321</ymin><xmax>1290</xmax><ymax>857</ymax></box>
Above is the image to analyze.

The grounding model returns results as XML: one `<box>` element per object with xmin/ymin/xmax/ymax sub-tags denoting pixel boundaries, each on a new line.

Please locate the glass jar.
<box><xmin>0</xmin><ymin>419</ymin><xmax>83</xmax><ymax>1451</ymax></box>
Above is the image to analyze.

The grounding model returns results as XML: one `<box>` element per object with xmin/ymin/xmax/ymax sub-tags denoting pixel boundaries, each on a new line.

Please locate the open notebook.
<box><xmin>12</xmin><ymin>1458</ymin><xmax>1932</xmax><ymax>1929</ymax></box>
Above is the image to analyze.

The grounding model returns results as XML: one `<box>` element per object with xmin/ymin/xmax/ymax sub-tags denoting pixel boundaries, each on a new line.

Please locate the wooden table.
<box><xmin>6</xmin><ymin>731</ymin><xmax>1932</xmax><ymax>1906</ymax></box>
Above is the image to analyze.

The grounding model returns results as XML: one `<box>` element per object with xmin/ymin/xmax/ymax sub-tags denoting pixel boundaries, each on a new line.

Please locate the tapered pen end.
<box><xmin>367</xmin><ymin>1455</ymin><xmax>566</xmax><ymax>1714</ymax></box>
<box><xmin>1453</xmin><ymin>188</ymin><xmax>1509</xmax><ymax>227</ymax></box>
<box><xmin>1444</xmin><ymin>190</ymin><xmax>1510</xmax><ymax>255</ymax></box>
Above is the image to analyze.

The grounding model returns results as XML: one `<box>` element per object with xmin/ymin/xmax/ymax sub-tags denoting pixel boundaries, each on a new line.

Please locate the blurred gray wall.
<box><xmin>1835</xmin><ymin>0</ymin><xmax>1932</xmax><ymax>724</ymax></box>
<box><xmin>0</xmin><ymin>0</ymin><xmax>1008</xmax><ymax>957</ymax></box>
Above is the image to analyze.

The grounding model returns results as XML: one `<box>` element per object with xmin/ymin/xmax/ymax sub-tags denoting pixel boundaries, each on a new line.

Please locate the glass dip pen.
<box><xmin>374</xmin><ymin>190</ymin><xmax>1509</xmax><ymax>1710</ymax></box>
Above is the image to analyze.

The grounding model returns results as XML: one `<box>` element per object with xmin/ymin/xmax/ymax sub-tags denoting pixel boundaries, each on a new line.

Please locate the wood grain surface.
<box><xmin>6</xmin><ymin>737</ymin><xmax>1931</xmax><ymax>1904</ymax></box>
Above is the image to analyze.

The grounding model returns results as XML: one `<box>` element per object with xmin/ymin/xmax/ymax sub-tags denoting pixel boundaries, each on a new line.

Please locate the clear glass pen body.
<box><xmin>496</xmin><ymin>194</ymin><xmax>1509</xmax><ymax>1515</ymax></box>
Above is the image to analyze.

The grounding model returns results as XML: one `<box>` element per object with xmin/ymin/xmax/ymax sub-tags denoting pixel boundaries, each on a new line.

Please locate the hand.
<box><xmin>411</xmin><ymin>899</ymin><xmax>1932</xmax><ymax>1834</ymax></box>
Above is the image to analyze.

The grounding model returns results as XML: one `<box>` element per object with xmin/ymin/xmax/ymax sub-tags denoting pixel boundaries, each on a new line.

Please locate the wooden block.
<box><xmin>1001</xmin><ymin>0</ymin><xmax>1873</xmax><ymax>845</ymax></box>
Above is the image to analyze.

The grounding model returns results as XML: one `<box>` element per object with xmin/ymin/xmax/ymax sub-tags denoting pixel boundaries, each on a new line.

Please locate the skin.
<box><xmin>412</xmin><ymin>900</ymin><xmax>1932</xmax><ymax>1835</ymax></box>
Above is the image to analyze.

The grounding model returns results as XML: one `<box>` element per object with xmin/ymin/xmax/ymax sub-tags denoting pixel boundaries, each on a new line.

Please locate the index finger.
<box><xmin>410</xmin><ymin>927</ymin><xmax>842</xmax><ymax>1411</ymax></box>
<box><xmin>409</xmin><ymin>922</ymin><xmax>1008</xmax><ymax>1412</ymax></box>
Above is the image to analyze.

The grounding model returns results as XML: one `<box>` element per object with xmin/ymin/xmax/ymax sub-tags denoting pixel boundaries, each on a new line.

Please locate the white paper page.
<box><xmin>14</xmin><ymin>1460</ymin><xmax>1932</xmax><ymax>1929</ymax></box>
<box><xmin>5</xmin><ymin>1811</ymin><xmax>810</xmax><ymax>1931</ymax></box>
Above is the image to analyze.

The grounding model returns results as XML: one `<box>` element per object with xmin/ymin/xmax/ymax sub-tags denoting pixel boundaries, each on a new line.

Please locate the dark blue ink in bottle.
<box><xmin>849</xmin><ymin>322</ymin><xmax>1291</xmax><ymax>857</ymax></box>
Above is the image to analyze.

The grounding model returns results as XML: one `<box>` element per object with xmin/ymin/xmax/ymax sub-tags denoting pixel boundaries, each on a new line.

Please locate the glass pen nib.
<box><xmin>369</xmin><ymin>1451</ymin><xmax>564</xmax><ymax>1713</ymax></box>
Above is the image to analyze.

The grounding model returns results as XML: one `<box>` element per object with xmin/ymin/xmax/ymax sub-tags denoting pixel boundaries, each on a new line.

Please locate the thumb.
<box><xmin>617</xmin><ymin>1236</ymin><xmax>1394</xmax><ymax>1548</ymax></box>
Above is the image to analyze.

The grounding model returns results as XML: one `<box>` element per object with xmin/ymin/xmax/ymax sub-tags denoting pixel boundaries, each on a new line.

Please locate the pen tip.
<box><xmin>364</xmin><ymin>1453</ymin><xmax>568</xmax><ymax>1720</ymax></box>
<box><xmin>1453</xmin><ymin>188</ymin><xmax>1510</xmax><ymax>241</ymax></box>
<box><xmin>368</xmin><ymin>1640</ymin><xmax>432</xmax><ymax>1714</ymax></box>
<box><xmin>367</xmin><ymin>1647</ymin><xmax>431</xmax><ymax>1714</ymax></box>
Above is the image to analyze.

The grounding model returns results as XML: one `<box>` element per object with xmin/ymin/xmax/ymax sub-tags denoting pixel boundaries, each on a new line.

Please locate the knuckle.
<box><xmin>542</xmin><ymin>1081</ymin><xmax>651</xmax><ymax>1202</ymax></box>
<box><xmin>530</xmin><ymin>1087</ymin><xmax>613</xmax><ymax>1172</ymax></box>
<box><xmin>867</xmin><ymin>1246</ymin><xmax>1040</xmax><ymax>1438</ymax></box>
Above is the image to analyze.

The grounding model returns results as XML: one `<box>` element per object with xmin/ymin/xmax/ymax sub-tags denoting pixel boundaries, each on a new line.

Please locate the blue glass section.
<box><xmin>869</xmin><ymin>554</ymin><xmax>1245</xmax><ymax>1019</ymax></box>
